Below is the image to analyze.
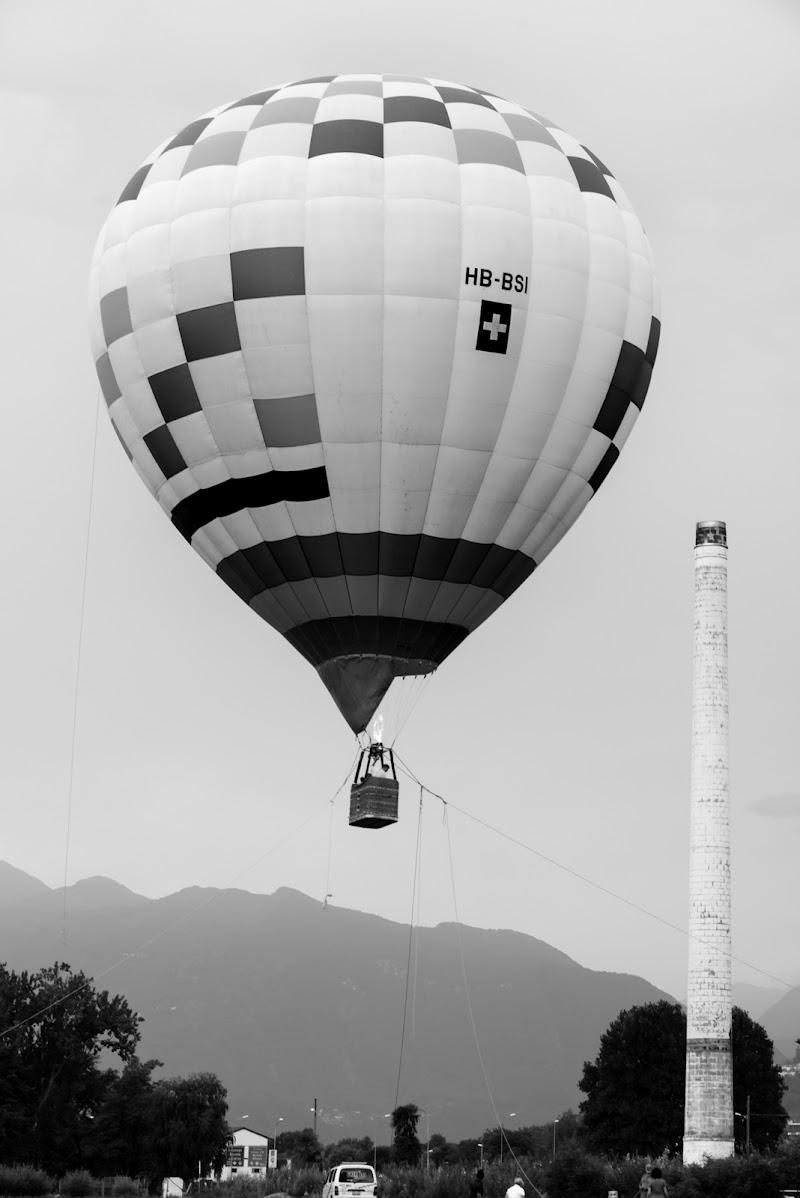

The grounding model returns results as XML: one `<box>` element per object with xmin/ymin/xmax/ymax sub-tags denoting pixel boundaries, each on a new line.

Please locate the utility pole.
<box><xmin>746</xmin><ymin>1094</ymin><xmax>751</xmax><ymax>1156</ymax></box>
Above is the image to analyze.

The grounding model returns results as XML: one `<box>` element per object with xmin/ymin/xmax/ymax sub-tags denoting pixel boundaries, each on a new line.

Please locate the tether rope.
<box><xmin>1</xmin><ymin>751</ymin><xmax>359</xmax><ymax>1042</ymax></box>
<box><xmin>61</xmin><ymin>391</ymin><xmax>102</xmax><ymax>948</ymax></box>
<box><xmin>442</xmin><ymin>804</ymin><xmax>546</xmax><ymax>1198</ymax></box>
<box><xmin>392</xmin><ymin>751</ymin><xmax>800</xmax><ymax>999</ymax></box>
<box><xmin>393</xmin><ymin>787</ymin><xmax>425</xmax><ymax>1109</ymax></box>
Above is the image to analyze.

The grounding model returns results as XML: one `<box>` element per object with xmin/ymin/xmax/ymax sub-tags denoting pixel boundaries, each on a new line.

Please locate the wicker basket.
<box><xmin>349</xmin><ymin>774</ymin><xmax>399</xmax><ymax>829</ymax></box>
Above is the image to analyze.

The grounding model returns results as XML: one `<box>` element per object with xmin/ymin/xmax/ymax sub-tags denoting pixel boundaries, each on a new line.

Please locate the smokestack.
<box><xmin>683</xmin><ymin>520</ymin><xmax>734</xmax><ymax>1163</ymax></box>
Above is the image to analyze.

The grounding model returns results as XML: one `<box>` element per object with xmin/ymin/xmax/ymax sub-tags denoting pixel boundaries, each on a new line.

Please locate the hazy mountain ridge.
<box><xmin>5</xmin><ymin>859</ymin><xmax>781</xmax><ymax>1141</ymax></box>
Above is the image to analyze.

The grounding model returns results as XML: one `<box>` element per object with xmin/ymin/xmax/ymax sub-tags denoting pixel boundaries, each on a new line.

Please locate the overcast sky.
<box><xmin>1</xmin><ymin>0</ymin><xmax>798</xmax><ymax>1007</ymax></box>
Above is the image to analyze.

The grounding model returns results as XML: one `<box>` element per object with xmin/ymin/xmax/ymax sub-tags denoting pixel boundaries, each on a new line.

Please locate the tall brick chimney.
<box><xmin>683</xmin><ymin>520</ymin><xmax>734</xmax><ymax>1163</ymax></box>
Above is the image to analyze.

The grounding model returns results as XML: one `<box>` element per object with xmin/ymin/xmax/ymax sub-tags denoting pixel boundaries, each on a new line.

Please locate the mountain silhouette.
<box><xmin>0</xmin><ymin>862</ymin><xmax>674</xmax><ymax>1141</ymax></box>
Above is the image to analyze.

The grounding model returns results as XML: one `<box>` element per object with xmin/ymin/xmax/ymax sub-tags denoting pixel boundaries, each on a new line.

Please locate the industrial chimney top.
<box><xmin>696</xmin><ymin>520</ymin><xmax>727</xmax><ymax>547</ymax></box>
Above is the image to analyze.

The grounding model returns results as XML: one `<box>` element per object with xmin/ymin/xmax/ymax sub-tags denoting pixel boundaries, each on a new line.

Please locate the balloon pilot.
<box><xmin>349</xmin><ymin>714</ymin><xmax>400</xmax><ymax>829</ymax></box>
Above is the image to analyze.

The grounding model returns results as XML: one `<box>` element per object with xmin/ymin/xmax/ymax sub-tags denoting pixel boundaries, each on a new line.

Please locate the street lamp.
<box><xmin>552</xmin><ymin>1119</ymin><xmax>559</xmax><ymax>1158</ymax></box>
<box><xmin>374</xmin><ymin>1114</ymin><xmax>391</xmax><ymax>1170</ymax></box>
<box><xmin>274</xmin><ymin>1116</ymin><xmax>283</xmax><ymax>1162</ymax></box>
<box><xmin>417</xmin><ymin>1108</ymin><xmax>431</xmax><ymax>1171</ymax></box>
<box><xmin>478</xmin><ymin>1144</ymin><xmax>483</xmax><ymax>1169</ymax></box>
<box><xmin>500</xmin><ymin>1113</ymin><xmax>516</xmax><ymax>1164</ymax></box>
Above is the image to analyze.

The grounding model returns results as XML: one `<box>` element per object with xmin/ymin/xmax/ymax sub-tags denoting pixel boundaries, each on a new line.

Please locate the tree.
<box><xmin>732</xmin><ymin>1006</ymin><xmax>788</xmax><ymax>1152</ymax></box>
<box><xmin>578</xmin><ymin>1001</ymin><xmax>788</xmax><ymax>1157</ymax></box>
<box><xmin>84</xmin><ymin>1057</ymin><xmax>162</xmax><ymax>1177</ymax></box>
<box><xmin>390</xmin><ymin>1104</ymin><xmax>421</xmax><ymax>1165</ymax></box>
<box><xmin>542</xmin><ymin>1145</ymin><xmax>607</xmax><ymax>1198</ymax></box>
<box><xmin>451</xmin><ymin>1138</ymin><xmax>481</xmax><ymax>1165</ymax></box>
<box><xmin>0</xmin><ymin>961</ymin><xmax>142</xmax><ymax>1172</ymax></box>
<box><xmin>579</xmin><ymin>1000</ymin><xmax>693</xmax><ymax>1155</ymax></box>
<box><xmin>324</xmin><ymin>1138</ymin><xmax>374</xmax><ymax>1167</ymax></box>
<box><xmin>427</xmin><ymin>1133</ymin><xmax>448</xmax><ymax>1167</ymax></box>
<box><xmin>276</xmin><ymin>1127</ymin><xmax>323</xmax><ymax>1166</ymax></box>
<box><xmin>143</xmin><ymin>1073</ymin><xmax>230</xmax><ymax>1183</ymax></box>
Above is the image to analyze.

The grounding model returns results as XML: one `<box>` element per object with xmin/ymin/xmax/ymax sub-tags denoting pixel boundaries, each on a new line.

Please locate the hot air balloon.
<box><xmin>88</xmin><ymin>74</ymin><xmax>659</xmax><ymax>826</ymax></box>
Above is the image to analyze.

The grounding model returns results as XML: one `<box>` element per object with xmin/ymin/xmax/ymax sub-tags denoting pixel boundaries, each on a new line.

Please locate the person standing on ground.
<box><xmin>637</xmin><ymin>1163</ymin><xmax>652</xmax><ymax>1197</ymax></box>
<box><xmin>505</xmin><ymin>1177</ymin><xmax>525</xmax><ymax>1198</ymax></box>
<box><xmin>469</xmin><ymin>1169</ymin><xmax>484</xmax><ymax>1198</ymax></box>
<box><xmin>646</xmin><ymin>1167</ymin><xmax>668</xmax><ymax>1196</ymax></box>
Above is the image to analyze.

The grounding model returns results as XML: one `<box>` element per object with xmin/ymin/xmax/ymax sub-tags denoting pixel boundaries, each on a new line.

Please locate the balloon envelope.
<box><xmin>89</xmin><ymin>74</ymin><xmax>660</xmax><ymax>732</ymax></box>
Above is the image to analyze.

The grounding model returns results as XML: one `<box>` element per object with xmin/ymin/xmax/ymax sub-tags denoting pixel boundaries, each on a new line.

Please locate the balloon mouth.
<box><xmin>317</xmin><ymin>654</ymin><xmax>437</xmax><ymax>734</ymax></box>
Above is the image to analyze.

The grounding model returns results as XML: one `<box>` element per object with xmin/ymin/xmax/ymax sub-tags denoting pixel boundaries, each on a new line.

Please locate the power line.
<box><xmin>1</xmin><ymin>756</ymin><xmax>358</xmax><ymax>1042</ymax></box>
<box><xmin>61</xmin><ymin>391</ymin><xmax>102</xmax><ymax>948</ymax></box>
<box><xmin>393</xmin><ymin>788</ymin><xmax>424</xmax><ymax>1110</ymax></box>
<box><xmin>393</xmin><ymin>752</ymin><xmax>800</xmax><ymax>999</ymax></box>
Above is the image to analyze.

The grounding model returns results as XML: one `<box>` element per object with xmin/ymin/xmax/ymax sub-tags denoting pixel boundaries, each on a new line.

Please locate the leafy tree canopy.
<box><xmin>0</xmin><ymin>961</ymin><xmax>142</xmax><ymax>1172</ymax></box>
<box><xmin>84</xmin><ymin>1057</ymin><xmax>162</xmax><ymax>1178</ymax></box>
<box><xmin>277</xmin><ymin>1126</ymin><xmax>323</xmax><ymax>1166</ymax></box>
<box><xmin>391</xmin><ymin>1104</ymin><xmax>421</xmax><ymax>1165</ymax></box>
<box><xmin>324</xmin><ymin>1137</ymin><xmax>374</xmax><ymax>1167</ymax></box>
<box><xmin>145</xmin><ymin>1072</ymin><xmax>230</xmax><ymax>1183</ymax></box>
<box><xmin>731</xmin><ymin>1006</ymin><xmax>788</xmax><ymax>1153</ymax></box>
<box><xmin>578</xmin><ymin>1001</ymin><xmax>787</xmax><ymax>1157</ymax></box>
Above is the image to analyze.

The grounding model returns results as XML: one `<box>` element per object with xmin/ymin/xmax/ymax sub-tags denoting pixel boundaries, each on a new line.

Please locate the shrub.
<box><xmin>541</xmin><ymin>1147</ymin><xmax>607</xmax><ymax>1198</ymax></box>
<box><xmin>110</xmin><ymin>1178</ymin><xmax>140</xmax><ymax>1198</ymax></box>
<box><xmin>61</xmin><ymin>1172</ymin><xmax>94</xmax><ymax>1198</ymax></box>
<box><xmin>773</xmin><ymin>1137</ymin><xmax>800</xmax><ymax>1190</ymax></box>
<box><xmin>274</xmin><ymin>1165</ymin><xmax>324</xmax><ymax>1197</ymax></box>
<box><xmin>0</xmin><ymin>1164</ymin><xmax>54</xmax><ymax>1196</ymax></box>
<box><xmin>698</xmin><ymin>1154</ymin><xmax>783</xmax><ymax>1198</ymax></box>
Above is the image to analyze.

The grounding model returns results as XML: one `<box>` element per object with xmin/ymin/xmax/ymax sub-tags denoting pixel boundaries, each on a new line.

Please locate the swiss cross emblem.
<box><xmin>476</xmin><ymin>300</ymin><xmax>511</xmax><ymax>354</ymax></box>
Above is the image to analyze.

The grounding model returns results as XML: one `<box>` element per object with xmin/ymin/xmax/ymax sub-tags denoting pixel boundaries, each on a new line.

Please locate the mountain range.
<box><xmin>0</xmin><ymin>860</ymin><xmax>794</xmax><ymax>1141</ymax></box>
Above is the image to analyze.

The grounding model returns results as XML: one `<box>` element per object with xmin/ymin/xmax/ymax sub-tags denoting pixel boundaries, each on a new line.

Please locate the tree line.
<box><xmin>0</xmin><ymin>962</ymin><xmax>789</xmax><ymax>1184</ymax></box>
<box><xmin>0</xmin><ymin>963</ymin><xmax>229</xmax><ymax>1181</ymax></box>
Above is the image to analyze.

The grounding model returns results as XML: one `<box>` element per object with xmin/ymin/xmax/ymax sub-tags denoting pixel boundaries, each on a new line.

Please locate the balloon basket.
<box><xmin>349</xmin><ymin>746</ymin><xmax>399</xmax><ymax>829</ymax></box>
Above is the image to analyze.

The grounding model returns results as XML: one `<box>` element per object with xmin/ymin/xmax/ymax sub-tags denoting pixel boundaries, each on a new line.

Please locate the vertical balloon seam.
<box><xmin>136</xmin><ymin>197</ymin><xmax>177</xmax><ymax>525</ymax></box>
<box><xmin>521</xmin><ymin>155</ymin><xmax>597</xmax><ymax>564</ymax></box>
<box><xmin>529</xmin><ymin>183</ymin><xmax>631</xmax><ymax>555</ymax></box>
<box><xmin>608</xmin><ymin>177</ymin><xmax>647</xmax><ymax>468</ymax></box>
<box><xmin>433</xmin><ymin>96</ymin><xmax>538</xmax><ymax>633</ymax></box>
<box><xmin>226</xmin><ymin>88</ymin><xmax>327</xmax><ymax>657</ymax></box>
<box><xmin>308</xmin><ymin>85</ymin><xmax>361</xmax><ymax>667</ymax></box>
<box><xmin>319</xmin><ymin>76</ymin><xmax>370</xmax><ymax>660</ymax></box>
<box><xmin>224</xmin><ymin>92</ymin><xmax>323</xmax><ymax>654</ymax></box>
<box><xmin>471</xmin><ymin>111</ymin><xmax>563</xmax><ymax>570</ymax></box>
<box><xmin>164</xmin><ymin>126</ymin><xmax>240</xmax><ymax>580</ymax></box>
<box><xmin>399</xmin><ymin>78</ymin><xmax>464</xmax><ymax>665</ymax></box>
<box><xmin>418</xmin><ymin>79</ymin><xmax>500</xmax><ymax>649</ymax></box>
<box><xmin>272</xmin><ymin>82</ymin><xmax>347</xmax><ymax>656</ymax></box>
<box><xmin>377</xmin><ymin>74</ymin><xmax>388</xmax><ymax>672</ymax></box>
<box><xmin>221</xmin><ymin>129</ymin><xmax>290</xmax><ymax>622</ymax></box>
<box><xmin>272</xmin><ymin>90</ymin><xmax>340</xmax><ymax>641</ymax></box>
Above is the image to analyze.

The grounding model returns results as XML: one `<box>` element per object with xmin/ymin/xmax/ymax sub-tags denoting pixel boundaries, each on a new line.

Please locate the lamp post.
<box><xmin>478</xmin><ymin>1144</ymin><xmax>483</xmax><ymax>1169</ymax></box>
<box><xmin>417</xmin><ymin>1108</ymin><xmax>431</xmax><ymax>1171</ymax></box>
<box><xmin>374</xmin><ymin>1113</ymin><xmax>391</xmax><ymax>1170</ymax></box>
<box><xmin>500</xmin><ymin>1113</ymin><xmax>516</xmax><ymax>1164</ymax></box>
<box><xmin>552</xmin><ymin>1119</ymin><xmax>559</xmax><ymax>1158</ymax></box>
<box><xmin>733</xmin><ymin>1096</ymin><xmax>784</xmax><ymax>1155</ymax></box>
<box><xmin>274</xmin><ymin>1116</ymin><xmax>283</xmax><ymax>1164</ymax></box>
